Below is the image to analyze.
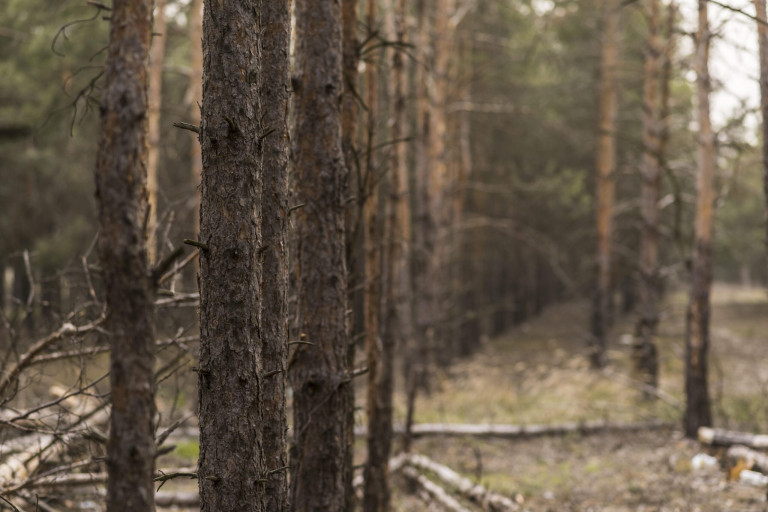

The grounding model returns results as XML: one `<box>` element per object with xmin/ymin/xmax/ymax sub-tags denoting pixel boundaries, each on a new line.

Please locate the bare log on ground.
<box><xmin>727</xmin><ymin>445</ymin><xmax>768</xmax><ymax>473</ymax></box>
<box><xmin>355</xmin><ymin>419</ymin><xmax>673</xmax><ymax>439</ymax></box>
<box><xmin>401</xmin><ymin>466</ymin><xmax>472</xmax><ymax>512</ymax></box>
<box><xmin>405</xmin><ymin>453</ymin><xmax>519</xmax><ymax>511</ymax></box>
<box><xmin>353</xmin><ymin>453</ymin><xmax>407</xmax><ymax>491</ymax></box>
<box><xmin>698</xmin><ymin>427</ymin><xmax>768</xmax><ymax>449</ymax></box>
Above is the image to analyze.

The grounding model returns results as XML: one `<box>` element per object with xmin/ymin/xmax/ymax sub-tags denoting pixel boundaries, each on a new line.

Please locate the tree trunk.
<box><xmin>684</xmin><ymin>0</ymin><xmax>714</xmax><ymax>438</ymax></box>
<box><xmin>634</xmin><ymin>0</ymin><xmax>662</xmax><ymax>390</ymax></box>
<box><xmin>591</xmin><ymin>0</ymin><xmax>620</xmax><ymax>369</ymax></box>
<box><xmin>197</xmin><ymin>0</ymin><xmax>289</xmax><ymax>509</ymax></box>
<box><xmin>289</xmin><ymin>1</ymin><xmax>354</xmax><ymax>510</ymax></box>
<box><xmin>146</xmin><ymin>0</ymin><xmax>166</xmax><ymax>264</ymax></box>
<box><xmin>259</xmin><ymin>1</ymin><xmax>292</xmax><ymax>510</ymax></box>
<box><xmin>362</xmin><ymin>0</ymin><xmax>391</xmax><ymax>510</ymax></box>
<box><xmin>94</xmin><ymin>0</ymin><xmax>156</xmax><ymax>510</ymax></box>
<box><xmin>187</xmin><ymin>0</ymin><xmax>203</xmax><ymax>245</ymax></box>
<box><xmin>755</xmin><ymin>0</ymin><xmax>768</xmax><ymax>269</ymax></box>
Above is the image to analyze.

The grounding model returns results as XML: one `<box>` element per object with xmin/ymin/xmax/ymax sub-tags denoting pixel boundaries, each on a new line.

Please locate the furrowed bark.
<box><xmin>289</xmin><ymin>1</ymin><xmax>354</xmax><ymax>510</ymax></box>
<box><xmin>197</xmin><ymin>0</ymin><xmax>270</xmax><ymax>509</ymax></box>
<box><xmin>258</xmin><ymin>0</ymin><xmax>291</xmax><ymax>509</ymax></box>
<box><xmin>94</xmin><ymin>0</ymin><xmax>156</xmax><ymax>510</ymax></box>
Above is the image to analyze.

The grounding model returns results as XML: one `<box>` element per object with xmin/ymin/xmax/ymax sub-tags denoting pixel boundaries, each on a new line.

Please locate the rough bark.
<box><xmin>187</xmin><ymin>0</ymin><xmax>203</xmax><ymax>243</ymax></box>
<box><xmin>684</xmin><ymin>0</ymin><xmax>714</xmax><ymax>438</ymax></box>
<box><xmin>197</xmin><ymin>0</ymin><xmax>280</xmax><ymax>509</ymax></box>
<box><xmin>259</xmin><ymin>1</ymin><xmax>292</xmax><ymax>510</ymax></box>
<box><xmin>93</xmin><ymin>0</ymin><xmax>157</xmax><ymax>510</ymax></box>
<box><xmin>289</xmin><ymin>1</ymin><xmax>354</xmax><ymax>510</ymax></box>
<box><xmin>755</xmin><ymin>0</ymin><xmax>768</xmax><ymax>267</ymax></box>
<box><xmin>146</xmin><ymin>0</ymin><xmax>166</xmax><ymax>264</ymax></box>
<box><xmin>591</xmin><ymin>0</ymin><xmax>620</xmax><ymax>369</ymax></box>
<box><xmin>634</xmin><ymin>0</ymin><xmax>662</xmax><ymax>389</ymax></box>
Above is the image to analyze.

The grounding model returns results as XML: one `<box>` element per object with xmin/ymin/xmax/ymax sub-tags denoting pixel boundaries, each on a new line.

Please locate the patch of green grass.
<box><xmin>173</xmin><ymin>439</ymin><xmax>199</xmax><ymax>461</ymax></box>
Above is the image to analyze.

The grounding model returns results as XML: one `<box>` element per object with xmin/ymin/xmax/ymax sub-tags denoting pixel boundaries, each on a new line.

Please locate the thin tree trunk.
<box><xmin>684</xmin><ymin>0</ymin><xmax>714</xmax><ymax>438</ymax></box>
<box><xmin>754</xmin><ymin>0</ymin><xmax>768</xmax><ymax>268</ymax></box>
<box><xmin>146</xmin><ymin>0</ymin><xmax>166</xmax><ymax>264</ymax></box>
<box><xmin>188</xmin><ymin>0</ymin><xmax>203</xmax><ymax>246</ymax></box>
<box><xmin>362</xmin><ymin>0</ymin><xmax>393</xmax><ymax>507</ymax></box>
<box><xmin>406</xmin><ymin>0</ymin><xmax>432</xmax><ymax>453</ymax></box>
<box><xmin>197</xmin><ymin>0</ymin><xmax>276</xmax><ymax>509</ymax></box>
<box><xmin>289</xmin><ymin>1</ymin><xmax>354</xmax><ymax>510</ymax></box>
<box><xmin>634</xmin><ymin>0</ymin><xmax>662</xmax><ymax>390</ymax></box>
<box><xmin>94</xmin><ymin>0</ymin><xmax>156</xmax><ymax>510</ymax></box>
<box><xmin>259</xmin><ymin>0</ymin><xmax>292</xmax><ymax>510</ymax></box>
<box><xmin>591</xmin><ymin>0</ymin><xmax>620</xmax><ymax>369</ymax></box>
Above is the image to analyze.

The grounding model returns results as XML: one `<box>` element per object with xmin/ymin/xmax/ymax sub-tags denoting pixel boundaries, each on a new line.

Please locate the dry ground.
<box><xmin>382</xmin><ymin>284</ymin><xmax>768</xmax><ymax>511</ymax></box>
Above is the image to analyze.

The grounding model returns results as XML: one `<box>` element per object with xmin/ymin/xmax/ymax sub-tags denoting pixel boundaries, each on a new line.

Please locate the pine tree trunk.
<box><xmin>259</xmin><ymin>1</ymin><xmax>291</xmax><ymax>509</ymax></box>
<box><xmin>197</xmin><ymin>0</ymin><xmax>286</xmax><ymax>508</ymax></box>
<box><xmin>754</xmin><ymin>0</ymin><xmax>768</xmax><ymax>267</ymax></box>
<box><xmin>684</xmin><ymin>0</ymin><xmax>714</xmax><ymax>438</ymax></box>
<box><xmin>635</xmin><ymin>0</ymin><xmax>662</xmax><ymax>390</ymax></box>
<box><xmin>289</xmin><ymin>1</ymin><xmax>354</xmax><ymax>510</ymax></box>
<box><xmin>592</xmin><ymin>0</ymin><xmax>620</xmax><ymax>369</ymax></box>
<box><xmin>94</xmin><ymin>1</ymin><xmax>156</xmax><ymax>510</ymax></box>
<box><xmin>146</xmin><ymin>0</ymin><xmax>166</xmax><ymax>264</ymax></box>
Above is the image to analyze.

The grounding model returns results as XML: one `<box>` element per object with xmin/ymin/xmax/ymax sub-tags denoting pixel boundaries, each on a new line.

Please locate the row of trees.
<box><xmin>2</xmin><ymin>0</ymin><xmax>768</xmax><ymax>509</ymax></box>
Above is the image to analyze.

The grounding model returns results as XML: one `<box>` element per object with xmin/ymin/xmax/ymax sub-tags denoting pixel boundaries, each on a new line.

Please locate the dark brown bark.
<box><xmin>634</xmin><ymin>0</ymin><xmax>662</xmax><ymax>390</ymax></box>
<box><xmin>289</xmin><ymin>1</ymin><xmax>354</xmax><ymax>510</ymax></box>
<box><xmin>684</xmin><ymin>0</ymin><xmax>714</xmax><ymax>438</ymax></box>
<box><xmin>591</xmin><ymin>0</ymin><xmax>620</xmax><ymax>369</ymax></box>
<box><xmin>362</xmin><ymin>0</ymin><xmax>390</xmax><ymax>507</ymax></box>
<box><xmin>755</xmin><ymin>0</ymin><xmax>768</xmax><ymax>268</ymax></box>
<box><xmin>197</xmin><ymin>0</ymin><xmax>288</xmax><ymax>509</ymax></box>
<box><xmin>259</xmin><ymin>1</ymin><xmax>292</xmax><ymax>510</ymax></box>
<box><xmin>94</xmin><ymin>0</ymin><xmax>156</xmax><ymax>510</ymax></box>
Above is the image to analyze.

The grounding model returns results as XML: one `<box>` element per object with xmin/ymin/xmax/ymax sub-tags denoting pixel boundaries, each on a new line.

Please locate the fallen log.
<box><xmin>698</xmin><ymin>427</ymin><xmax>768</xmax><ymax>449</ymax></box>
<box><xmin>726</xmin><ymin>445</ymin><xmax>768</xmax><ymax>473</ymax></box>
<box><xmin>354</xmin><ymin>419</ymin><xmax>673</xmax><ymax>439</ymax></box>
<box><xmin>401</xmin><ymin>466</ymin><xmax>471</xmax><ymax>512</ymax></box>
<box><xmin>405</xmin><ymin>453</ymin><xmax>518</xmax><ymax>511</ymax></box>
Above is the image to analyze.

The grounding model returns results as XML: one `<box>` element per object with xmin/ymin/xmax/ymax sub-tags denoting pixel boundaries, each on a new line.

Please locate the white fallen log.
<box><xmin>405</xmin><ymin>453</ymin><xmax>518</xmax><ymax>511</ymax></box>
<box><xmin>353</xmin><ymin>453</ymin><xmax>407</xmax><ymax>491</ymax></box>
<box><xmin>698</xmin><ymin>427</ymin><xmax>768</xmax><ymax>449</ymax></box>
<box><xmin>401</xmin><ymin>466</ymin><xmax>471</xmax><ymax>512</ymax></box>
<box><xmin>354</xmin><ymin>419</ymin><xmax>673</xmax><ymax>439</ymax></box>
<box><xmin>727</xmin><ymin>445</ymin><xmax>768</xmax><ymax>473</ymax></box>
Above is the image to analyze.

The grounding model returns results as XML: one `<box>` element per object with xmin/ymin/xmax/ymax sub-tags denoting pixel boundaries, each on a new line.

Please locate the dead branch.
<box><xmin>405</xmin><ymin>453</ymin><xmax>519</xmax><ymax>511</ymax></box>
<box><xmin>727</xmin><ymin>445</ymin><xmax>768</xmax><ymax>474</ymax></box>
<box><xmin>401</xmin><ymin>466</ymin><xmax>471</xmax><ymax>512</ymax></box>
<box><xmin>698</xmin><ymin>427</ymin><xmax>768</xmax><ymax>449</ymax></box>
<box><xmin>0</xmin><ymin>314</ymin><xmax>106</xmax><ymax>401</ymax></box>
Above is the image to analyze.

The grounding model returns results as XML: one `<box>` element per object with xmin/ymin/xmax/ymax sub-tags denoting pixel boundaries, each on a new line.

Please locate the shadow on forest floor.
<box><xmin>384</xmin><ymin>283</ymin><xmax>768</xmax><ymax>511</ymax></box>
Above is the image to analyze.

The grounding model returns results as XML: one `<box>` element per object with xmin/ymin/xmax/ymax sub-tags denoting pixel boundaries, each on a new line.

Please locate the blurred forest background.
<box><xmin>3</xmin><ymin>0</ymin><xmax>768</xmax><ymax>510</ymax></box>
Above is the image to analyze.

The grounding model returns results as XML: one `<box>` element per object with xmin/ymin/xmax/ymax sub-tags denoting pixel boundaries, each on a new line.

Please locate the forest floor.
<box><xmin>386</xmin><ymin>284</ymin><xmax>768</xmax><ymax>511</ymax></box>
<box><xmin>152</xmin><ymin>283</ymin><xmax>768</xmax><ymax>511</ymax></box>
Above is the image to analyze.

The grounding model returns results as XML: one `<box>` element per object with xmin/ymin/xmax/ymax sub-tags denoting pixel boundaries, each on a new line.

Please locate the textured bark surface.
<box><xmin>591</xmin><ymin>0</ymin><xmax>619</xmax><ymax>369</ymax></box>
<box><xmin>684</xmin><ymin>0</ymin><xmax>714</xmax><ymax>438</ymax></box>
<box><xmin>197</xmin><ymin>0</ymin><xmax>288</xmax><ymax>509</ymax></box>
<box><xmin>258</xmin><ymin>1</ymin><xmax>291</xmax><ymax>510</ymax></box>
<box><xmin>146</xmin><ymin>0</ymin><xmax>166</xmax><ymax>264</ymax></box>
<box><xmin>289</xmin><ymin>1</ymin><xmax>354</xmax><ymax>510</ymax></box>
<box><xmin>94</xmin><ymin>1</ymin><xmax>156</xmax><ymax>511</ymax></box>
<box><xmin>755</xmin><ymin>0</ymin><xmax>768</xmax><ymax>267</ymax></box>
<box><xmin>635</xmin><ymin>0</ymin><xmax>662</xmax><ymax>389</ymax></box>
